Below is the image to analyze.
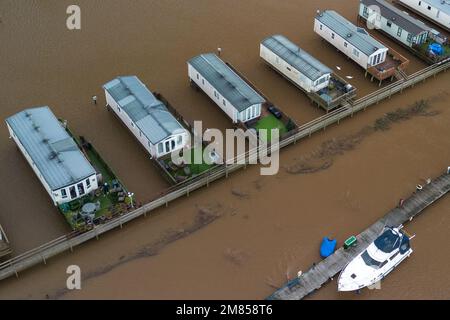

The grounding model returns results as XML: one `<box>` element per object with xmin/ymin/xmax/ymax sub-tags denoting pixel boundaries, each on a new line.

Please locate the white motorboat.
<box><xmin>338</xmin><ymin>226</ymin><xmax>413</xmax><ymax>292</ymax></box>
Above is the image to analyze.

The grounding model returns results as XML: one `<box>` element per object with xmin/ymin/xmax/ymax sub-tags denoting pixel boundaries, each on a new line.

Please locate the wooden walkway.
<box><xmin>268</xmin><ymin>172</ymin><xmax>450</xmax><ymax>300</ymax></box>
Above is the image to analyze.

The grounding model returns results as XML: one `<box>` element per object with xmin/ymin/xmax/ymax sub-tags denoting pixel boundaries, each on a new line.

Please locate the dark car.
<box><xmin>268</xmin><ymin>106</ymin><xmax>282</xmax><ymax>119</ymax></box>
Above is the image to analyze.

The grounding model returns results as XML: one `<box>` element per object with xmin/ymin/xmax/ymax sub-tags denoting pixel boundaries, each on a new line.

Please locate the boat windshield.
<box><xmin>399</xmin><ymin>236</ymin><xmax>411</xmax><ymax>254</ymax></box>
<box><xmin>374</xmin><ymin>229</ymin><xmax>401</xmax><ymax>253</ymax></box>
<box><xmin>361</xmin><ymin>250</ymin><xmax>384</xmax><ymax>269</ymax></box>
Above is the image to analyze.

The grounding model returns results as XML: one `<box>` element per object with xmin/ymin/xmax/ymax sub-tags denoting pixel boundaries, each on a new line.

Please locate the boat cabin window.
<box><xmin>399</xmin><ymin>236</ymin><xmax>411</xmax><ymax>254</ymax></box>
<box><xmin>362</xmin><ymin>251</ymin><xmax>383</xmax><ymax>268</ymax></box>
<box><xmin>390</xmin><ymin>251</ymin><xmax>399</xmax><ymax>261</ymax></box>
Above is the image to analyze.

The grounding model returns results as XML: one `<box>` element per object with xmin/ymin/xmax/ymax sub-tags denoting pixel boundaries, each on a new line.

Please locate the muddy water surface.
<box><xmin>0</xmin><ymin>0</ymin><xmax>448</xmax><ymax>299</ymax></box>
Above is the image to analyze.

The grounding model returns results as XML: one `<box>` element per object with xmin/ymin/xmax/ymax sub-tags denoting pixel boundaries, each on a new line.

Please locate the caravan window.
<box><xmin>171</xmin><ymin>140</ymin><xmax>176</xmax><ymax>150</ymax></box>
<box><xmin>397</xmin><ymin>27</ymin><xmax>403</xmax><ymax>37</ymax></box>
<box><xmin>165</xmin><ymin>141</ymin><xmax>170</xmax><ymax>152</ymax></box>
<box><xmin>69</xmin><ymin>186</ymin><xmax>77</xmax><ymax>199</ymax></box>
<box><xmin>407</xmin><ymin>34</ymin><xmax>413</xmax><ymax>43</ymax></box>
<box><xmin>177</xmin><ymin>135</ymin><xmax>183</xmax><ymax>146</ymax></box>
<box><xmin>158</xmin><ymin>143</ymin><xmax>164</xmax><ymax>154</ymax></box>
<box><xmin>86</xmin><ymin>178</ymin><xmax>91</xmax><ymax>188</ymax></box>
<box><xmin>61</xmin><ymin>189</ymin><xmax>68</xmax><ymax>199</ymax></box>
<box><xmin>77</xmin><ymin>183</ymin><xmax>85</xmax><ymax>196</ymax></box>
<box><xmin>363</xmin><ymin>6</ymin><xmax>369</xmax><ymax>17</ymax></box>
<box><xmin>352</xmin><ymin>48</ymin><xmax>360</xmax><ymax>57</ymax></box>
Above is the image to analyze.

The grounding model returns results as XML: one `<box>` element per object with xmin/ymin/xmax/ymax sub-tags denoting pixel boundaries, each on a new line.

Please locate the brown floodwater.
<box><xmin>0</xmin><ymin>0</ymin><xmax>448</xmax><ymax>299</ymax></box>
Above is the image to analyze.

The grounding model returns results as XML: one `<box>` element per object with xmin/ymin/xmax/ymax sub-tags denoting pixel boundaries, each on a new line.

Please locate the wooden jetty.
<box><xmin>268</xmin><ymin>172</ymin><xmax>450</xmax><ymax>300</ymax></box>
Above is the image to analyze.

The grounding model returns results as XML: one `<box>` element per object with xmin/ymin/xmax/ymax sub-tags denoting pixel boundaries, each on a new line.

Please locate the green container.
<box><xmin>344</xmin><ymin>236</ymin><xmax>357</xmax><ymax>249</ymax></box>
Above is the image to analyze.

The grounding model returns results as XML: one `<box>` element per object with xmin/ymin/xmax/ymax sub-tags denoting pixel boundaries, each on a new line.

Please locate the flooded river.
<box><xmin>0</xmin><ymin>0</ymin><xmax>448</xmax><ymax>299</ymax></box>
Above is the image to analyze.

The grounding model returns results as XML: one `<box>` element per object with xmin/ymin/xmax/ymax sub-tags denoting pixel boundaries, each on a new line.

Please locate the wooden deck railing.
<box><xmin>368</xmin><ymin>47</ymin><xmax>410</xmax><ymax>81</ymax></box>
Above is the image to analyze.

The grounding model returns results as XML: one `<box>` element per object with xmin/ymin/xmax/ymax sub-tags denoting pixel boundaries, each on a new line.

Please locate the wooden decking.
<box><xmin>268</xmin><ymin>172</ymin><xmax>450</xmax><ymax>300</ymax></box>
<box><xmin>367</xmin><ymin>48</ymin><xmax>410</xmax><ymax>83</ymax></box>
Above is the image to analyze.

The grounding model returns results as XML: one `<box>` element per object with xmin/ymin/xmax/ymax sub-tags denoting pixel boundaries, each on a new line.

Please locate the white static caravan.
<box><xmin>103</xmin><ymin>76</ymin><xmax>189</xmax><ymax>159</ymax></box>
<box><xmin>260</xmin><ymin>34</ymin><xmax>333</xmax><ymax>93</ymax></box>
<box><xmin>399</xmin><ymin>0</ymin><xmax>450</xmax><ymax>30</ymax></box>
<box><xmin>6</xmin><ymin>107</ymin><xmax>99</xmax><ymax>206</ymax></box>
<box><xmin>360</xmin><ymin>0</ymin><xmax>431</xmax><ymax>48</ymax></box>
<box><xmin>314</xmin><ymin>10</ymin><xmax>389</xmax><ymax>70</ymax></box>
<box><xmin>188</xmin><ymin>53</ymin><xmax>266</xmax><ymax>124</ymax></box>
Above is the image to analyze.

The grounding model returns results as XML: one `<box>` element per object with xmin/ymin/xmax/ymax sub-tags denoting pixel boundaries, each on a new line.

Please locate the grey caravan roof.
<box><xmin>5</xmin><ymin>106</ymin><xmax>96</xmax><ymax>191</ymax></box>
<box><xmin>422</xmin><ymin>0</ymin><xmax>450</xmax><ymax>15</ymax></box>
<box><xmin>316</xmin><ymin>10</ymin><xmax>387</xmax><ymax>56</ymax></box>
<box><xmin>261</xmin><ymin>35</ymin><xmax>333</xmax><ymax>81</ymax></box>
<box><xmin>188</xmin><ymin>53</ymin><xmax>266</xmax><ymax>112</ymax></box>
<box><xmin>103</xmin><ymin>76</ymin><xmax>185</xmax><ymax>145</ymax></box>
<box><xmin>361</xmin><ymin>0</ymin><xmax>430</xmax><ymax>35</ymax></box>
